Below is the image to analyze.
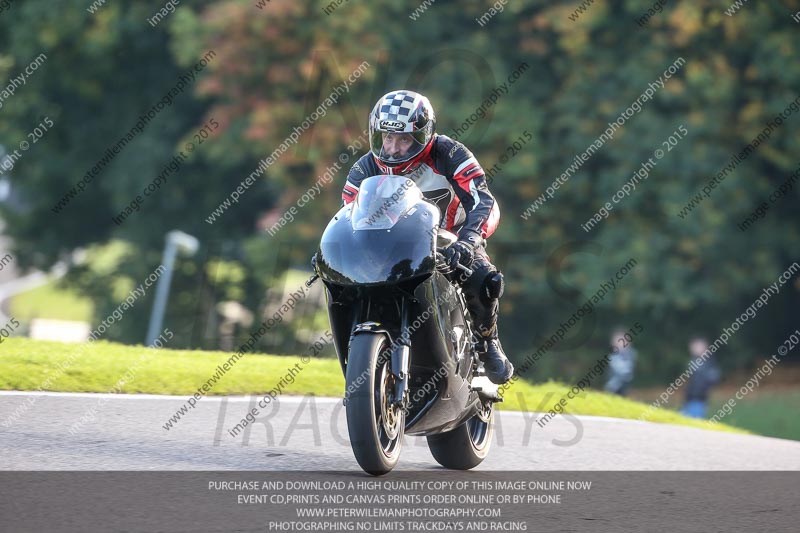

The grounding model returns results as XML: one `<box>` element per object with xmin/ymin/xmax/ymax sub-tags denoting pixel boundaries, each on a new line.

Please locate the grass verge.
<box><xmin>706</xmin><ymin>389</ymin><xmax>800</xmax><ymax>441</ymax></box>
<box><xmin>0</xmin><ymin>338</ymin><xmax>743</xmax><ymax>434</ymax></box>
<box><xmin>9</xmin><ymin>280</ymin><xmax>94</xmax><ymax>322</ymax></box>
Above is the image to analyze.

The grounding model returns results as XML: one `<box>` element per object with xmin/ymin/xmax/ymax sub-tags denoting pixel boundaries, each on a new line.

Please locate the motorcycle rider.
<box><xmin>338</xmin><ymin>89</ymin><xmax>514</xmax><ymax>384</ymax></box>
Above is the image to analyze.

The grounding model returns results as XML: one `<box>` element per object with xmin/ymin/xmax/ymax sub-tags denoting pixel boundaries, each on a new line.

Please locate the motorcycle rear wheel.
<box><xmin>427</xmin><ymin>401</ymin><xmax>494</xmax><ymax>470</ymax></box>
<box><xmin>345</xmin><ymin>332</ymin><xmax>405</xmax><ymax>476</ymax></box>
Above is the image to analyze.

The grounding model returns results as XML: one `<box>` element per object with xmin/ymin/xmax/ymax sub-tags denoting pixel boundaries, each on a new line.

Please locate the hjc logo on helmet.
<box><xmin>379</xmin><ymin>120</ymin><xmax>405</xmax><ymax>131</ymax></box>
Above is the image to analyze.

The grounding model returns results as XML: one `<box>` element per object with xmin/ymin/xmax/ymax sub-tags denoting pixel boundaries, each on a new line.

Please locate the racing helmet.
<box><xmin>369</xmin><ymin>90</ymin><xmax>436</xmax><ymax>174</ymax></box>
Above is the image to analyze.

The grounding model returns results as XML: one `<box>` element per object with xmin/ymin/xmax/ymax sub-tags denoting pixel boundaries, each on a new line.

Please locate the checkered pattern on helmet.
<box><xmin>379</xmin><ymin>91</ymin><xmax>419</xmax><ymax>121</ymax></box>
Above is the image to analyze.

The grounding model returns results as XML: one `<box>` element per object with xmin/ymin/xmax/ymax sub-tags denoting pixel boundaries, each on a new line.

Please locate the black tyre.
<box><xmin>345</xmin><ymin>333</ymin><xmax>404</xmax><ymax>475</ymax></box>
<box><xmin>427</xmin><ymin>402</ymin><xmax>494</xmax><ymax>470</ymax></box>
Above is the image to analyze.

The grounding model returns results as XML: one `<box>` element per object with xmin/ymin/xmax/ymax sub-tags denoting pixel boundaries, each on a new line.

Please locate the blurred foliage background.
<box><xmin>1</xmin><ymin>0</ymin><xmax>799</xmax><ymax>386</ymax></box>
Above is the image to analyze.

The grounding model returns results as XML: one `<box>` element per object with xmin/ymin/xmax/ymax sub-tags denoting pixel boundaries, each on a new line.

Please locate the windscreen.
<box><xmin>351</xmin><ymin>175</ymin><xmax>423</xmax><ymax>230</ymax></box>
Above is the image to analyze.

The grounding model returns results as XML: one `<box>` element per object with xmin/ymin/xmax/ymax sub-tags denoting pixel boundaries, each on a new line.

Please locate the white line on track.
<box><xmin>0</xmin><ymin>391</ymin><xmax>649</xmax><ymax>423</ymax></box>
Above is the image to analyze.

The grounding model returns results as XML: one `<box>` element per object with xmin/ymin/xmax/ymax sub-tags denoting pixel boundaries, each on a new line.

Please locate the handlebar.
<box><xmin>455</xmin><ymin>263</ymin><xmax>473</xmax><ymax>278</ymax></box>
<box><xmin>436</xmin><ymin>247</ymin><xmax>473</xmax><ymax>279</ymax></box>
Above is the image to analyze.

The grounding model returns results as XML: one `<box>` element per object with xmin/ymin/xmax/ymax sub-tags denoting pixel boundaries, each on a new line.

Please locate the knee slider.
<box><xmin>483</xmin><ymin>271</ymin><xmax>504</xmax><ymax>300</ymax></box>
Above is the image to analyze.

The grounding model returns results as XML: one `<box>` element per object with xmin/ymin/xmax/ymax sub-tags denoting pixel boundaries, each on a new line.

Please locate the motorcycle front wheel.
<box><xmin>427</xmin><ymin>400</ymin><xmax>494</xmax><ymax>470</ymax></box>
<box><xmin>345</xmin><ymin>332</ymin><xmax>405</xmax><ymax>475</ymax></box>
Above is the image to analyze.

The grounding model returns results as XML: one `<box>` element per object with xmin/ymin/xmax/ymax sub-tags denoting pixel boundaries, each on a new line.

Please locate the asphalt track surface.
<box><xmin>3</xmin><ymin>391</ymin><xmax>800</xmax><ymax>471</ymax></box>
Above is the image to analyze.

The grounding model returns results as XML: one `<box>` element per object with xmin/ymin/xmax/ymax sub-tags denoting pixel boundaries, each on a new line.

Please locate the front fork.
<box><xmin>348</xmin><ymin>297</ymin><xmax>411</xmax><ymax>410</ymax></box>
<box><xmin>390</xmin><ymin>297</ymin><xmax>411</xmax><ymax>409</ymax></box>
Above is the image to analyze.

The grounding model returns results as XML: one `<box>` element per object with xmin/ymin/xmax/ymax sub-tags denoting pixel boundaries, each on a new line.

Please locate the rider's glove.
<box><xmin>445</xmin><ymin>230</ymin><xmax>482</xmax><ymax>272</ymax></box>
<box><xmin>310</xmin><ymin>252</ymin><xmax>318</xmax><ymax>271</ymax></box>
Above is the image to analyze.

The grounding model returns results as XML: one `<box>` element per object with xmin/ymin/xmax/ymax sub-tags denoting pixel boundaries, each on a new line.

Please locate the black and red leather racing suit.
<box><xmin>340</xmin><ymin>134</ymin><xmax>505</xmax><ymax>339</ymax></box>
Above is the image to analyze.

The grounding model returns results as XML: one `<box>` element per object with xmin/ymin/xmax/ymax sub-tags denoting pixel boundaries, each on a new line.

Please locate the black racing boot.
<box><xmin>475</xmin><ymin>332</ymin><xmax>514</xmax><ymax>385</ymax></box>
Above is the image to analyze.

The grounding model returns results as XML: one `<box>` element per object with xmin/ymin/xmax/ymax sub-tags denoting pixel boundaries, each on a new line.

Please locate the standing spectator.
<box><xmin>604</xmin><ymin>328</ymin><xmax>637</xmax><ymax>396</ymax></box>
<box><xmin>681</xmin><ymin>336</ymin><xmax>722</xmax><ymax>418</ymax></box>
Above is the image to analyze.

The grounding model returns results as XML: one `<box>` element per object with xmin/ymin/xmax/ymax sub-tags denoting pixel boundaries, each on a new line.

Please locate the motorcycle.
<box><xmin>309</xmin><ymin>175</ymin><xmax>502</xmax><ymax>475</ymax></box>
